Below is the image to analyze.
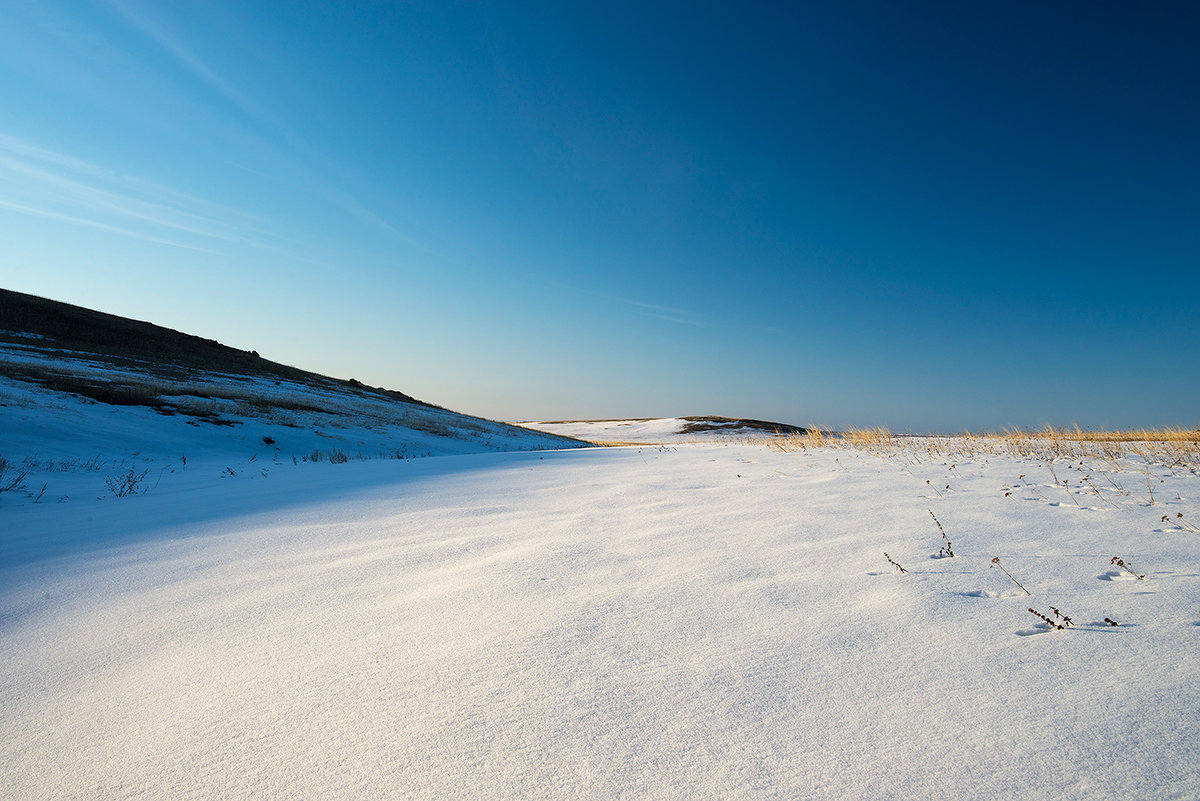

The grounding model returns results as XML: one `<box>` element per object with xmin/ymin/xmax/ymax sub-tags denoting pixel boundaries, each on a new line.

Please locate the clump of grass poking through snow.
<box><xmin>883</xmin><ymin>552</ymin><xmax>907</xmax><ymax>574</ymax></box>
<box><xmin>1110</xmin><ymin>557</ymin><xmax>1144</xmax><ymax>580</ymax></box>
<box><xmin>0</xmin><ymin>456</ymin><xmax>30</xmax><ymax>495</ymax></box>
<box><xmin>990</xmin><ymin>557</ymin><xmax>1031</xmax><ymax>595</ymax></box>
<box><xmin>929</xmin><ymin>509</ymin><xmax>954</xmax><ymax>557</ymax></box>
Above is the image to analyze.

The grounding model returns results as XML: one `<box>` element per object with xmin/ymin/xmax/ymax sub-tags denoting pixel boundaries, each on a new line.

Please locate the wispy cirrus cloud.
<box><xmin>621</xmin><ymin>298</ymin><xmax>704</xmax><ymax>326</ymax></box>
<box><xmin>0</xmin><ymin>153</ymin><xmax>241</xmax><ymax>243</ymax></box>
<box><xmin>2</xmin><ymin>4</ymin><xmax>445</xmax><ymax>263</ymax></box>
<box><xmin>103</xmin><ymin>0</ymin><xmax>279</xmax><ymax>136</ymax></box>
<box><xmin>0</xmin><ymin>133</ymin><xmax>268</xmax><ymax>231</ymax></box>
<box><xmin>549</xmin><ymin>280</ymin><xmax>706</xmax><ymax>327</ymax></box>
<box><xmin>98</xmin><ymin>0</ymin><xmax>448</xmax><ymax>262</ymax></box>
<box><xmin>0</xmin><ymin>131</ymin><xmax>281</xmax><ymax>252</ymax></box>
<box><xmin>0</xmin><ymin>197</ymin><xmax>216</xmax><ymax>253</ymax></box>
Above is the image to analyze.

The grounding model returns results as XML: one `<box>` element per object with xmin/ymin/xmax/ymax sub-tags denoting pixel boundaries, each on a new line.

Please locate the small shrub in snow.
<box><xmin>883</xmin><ymin>552</ymin><xmax>907</xmax><ymax>573</ymax></box>
<box><xmin>105</xmin><ymin>467</ymin><xmax>149</xmax><ymax>498</ymax></box>
<box><xmin>990</xmin><ymin>557</ymin><xmax>1031</xmax><ymax>595</ymax></box>
<box><xmin>1110</xmin><ymin>557</ymin><xmax>1144</xmax><ymax>580</ymax></box>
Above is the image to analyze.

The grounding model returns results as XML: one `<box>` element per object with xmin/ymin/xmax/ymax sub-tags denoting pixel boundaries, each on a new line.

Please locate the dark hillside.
<box><xmin>679</xmin><ymin>416</ymin><xmax>808</xmax><ymax>435</ymax></box>
<box><xmin>0</xmin><ymin>288</ymin><xmax>432</xmax><ymax>407</ymax></box>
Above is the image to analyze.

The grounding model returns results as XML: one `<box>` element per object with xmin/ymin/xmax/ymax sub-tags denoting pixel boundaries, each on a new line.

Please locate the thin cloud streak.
<box><xmin>0</xmin><ymin>135</ymin><xmax>323</xmax><ymax>256</ymax></box>
<box><xmin>623</xmin><ymin>299</ymin><xmax>704</xmax><ymax>326</ymax></box>
<box><xmin>0</xmin><ymin>133</ymin><xmax>272</xmax><ymax>233</ymax></box>
<box><xmin>0</xmin><ymin>154</ymin><xmax>243</xmax><ymax>244</ymax></box>
<box><xmin>104</xmin><ymin>0</ymin><xmax>278</xmax><ymax>137</ymax></box>
<box><xmin>641</xmin><ymin>312</ymin><xmax>702</xmax><ymax>326</ymax></box>
<box><xmin>0</xmin><ymin>198</ymin><xmax>217</xmax><ymax>253</ymax></box>
<box><xmin>547</xmin><ymin>280</ymin><xmax>708</xmax><ymax>327</ymax></box>
<box><xmin>102</xmin><ymin>1</ymin><xmax>445</xmax><ymax>262</ymax></box>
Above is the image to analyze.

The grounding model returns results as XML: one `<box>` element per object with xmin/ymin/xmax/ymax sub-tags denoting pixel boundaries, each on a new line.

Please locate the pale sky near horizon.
<box><xmin>2</xmin><ymin>1</ymin><xmax>1198</xmax><ymax>432</ymax></box>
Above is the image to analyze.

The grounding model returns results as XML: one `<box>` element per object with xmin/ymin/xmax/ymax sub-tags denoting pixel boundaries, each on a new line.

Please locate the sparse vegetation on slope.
<box><xmin>0</xmin><ymin>288</ymin><xmax>584</xmax><ymax>454</ymax></box>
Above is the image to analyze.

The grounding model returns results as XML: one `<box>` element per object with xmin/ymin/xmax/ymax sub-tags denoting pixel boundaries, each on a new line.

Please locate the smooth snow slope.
<box><xmin>3</xmin><ymin>439</ymin><xmax>1198</xmax><ymax>800</ymax></box>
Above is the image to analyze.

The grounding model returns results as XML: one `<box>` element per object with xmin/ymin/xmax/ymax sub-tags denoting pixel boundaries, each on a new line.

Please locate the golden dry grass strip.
<box><xmin>761</xmin><ymin>425</ymin><xmax>1198</xmax><ymax>467</ymax></box>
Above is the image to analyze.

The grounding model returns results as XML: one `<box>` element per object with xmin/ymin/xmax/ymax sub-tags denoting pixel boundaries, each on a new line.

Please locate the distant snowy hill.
<box><xmin>0</xmin><ymin>288</ymin><xmax>584</xmax><ymax>470</ymax></box>
<box><xmin>519</xmin><ymin>416</ymin><xmax>808</xmax><ymax>444</ymax></box>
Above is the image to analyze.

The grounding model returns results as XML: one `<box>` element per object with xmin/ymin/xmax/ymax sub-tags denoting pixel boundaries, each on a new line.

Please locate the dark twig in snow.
<box><xmin>929</xmin><ymin>509</ymin><xmax>954</xmax><ymax>557</ymax></box>
<box><xmin>990</xmin><ymin>557</ymin><xmax>1031</xmax><ymax>595</ymax></box>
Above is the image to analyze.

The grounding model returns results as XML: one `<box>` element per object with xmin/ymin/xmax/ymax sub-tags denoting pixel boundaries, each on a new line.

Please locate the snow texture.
<box><xmin>3</xmin><ymin>398</ymin><xmax>1200</xmax><ymax>799</ymax></box>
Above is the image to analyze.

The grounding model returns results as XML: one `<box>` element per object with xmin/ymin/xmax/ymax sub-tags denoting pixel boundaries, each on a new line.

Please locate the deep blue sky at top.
<box><xmin>1</xmin><ymin>1</ymin><xmax>1197</xmax><ymax>430</ymax></box>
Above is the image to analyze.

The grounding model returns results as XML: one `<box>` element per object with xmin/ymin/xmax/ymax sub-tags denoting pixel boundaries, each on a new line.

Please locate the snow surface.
<box><xmin>3</xmin><ymin>399</ymin><xmax>1200</xmax><ymax>798</ymax></box>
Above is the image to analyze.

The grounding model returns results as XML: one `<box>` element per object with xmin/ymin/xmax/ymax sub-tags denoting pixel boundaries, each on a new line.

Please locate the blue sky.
<box><xmin>2</xmin><ymin>1</ymin><xmax>1197</xmax><ymax>431</ymax></box>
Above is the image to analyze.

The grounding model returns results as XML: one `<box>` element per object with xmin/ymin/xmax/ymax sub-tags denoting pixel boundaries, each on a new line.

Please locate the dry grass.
<box><xmin>768</xmin><ymin>426</ymin><xmax>880</xmax><ymax>452</ymax></box>
<box><xmin>762</xmin><ymin>425</ymin><xmax>1199</xmax><ymax>467</ymax></box>
<box><xmin>766</xmin><ymin>426</ymin><xmax>831</xmax><ymax>451</ymax></box>
<box><xmin>950</xmin><ymin>427</ymin><xmax>1200</xmax><ymax>465</ymax></box>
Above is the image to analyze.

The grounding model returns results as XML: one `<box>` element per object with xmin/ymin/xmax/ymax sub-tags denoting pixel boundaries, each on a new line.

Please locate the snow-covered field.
<box><xmin>3</xmin><ymin>389</ymin><xmax>1198</xmax><ymax>799</ymax></box>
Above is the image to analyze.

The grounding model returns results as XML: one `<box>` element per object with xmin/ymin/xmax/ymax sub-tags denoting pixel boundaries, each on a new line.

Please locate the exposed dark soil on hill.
<box><xmin>532</xmin><ymin>416</ymin><xmax>808</xmax><ymax>435</ymax></box>
<box><xmin>677</xmin><ymin>416</ymin><xmax>808</xmax><ymax>435</ymax></box>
